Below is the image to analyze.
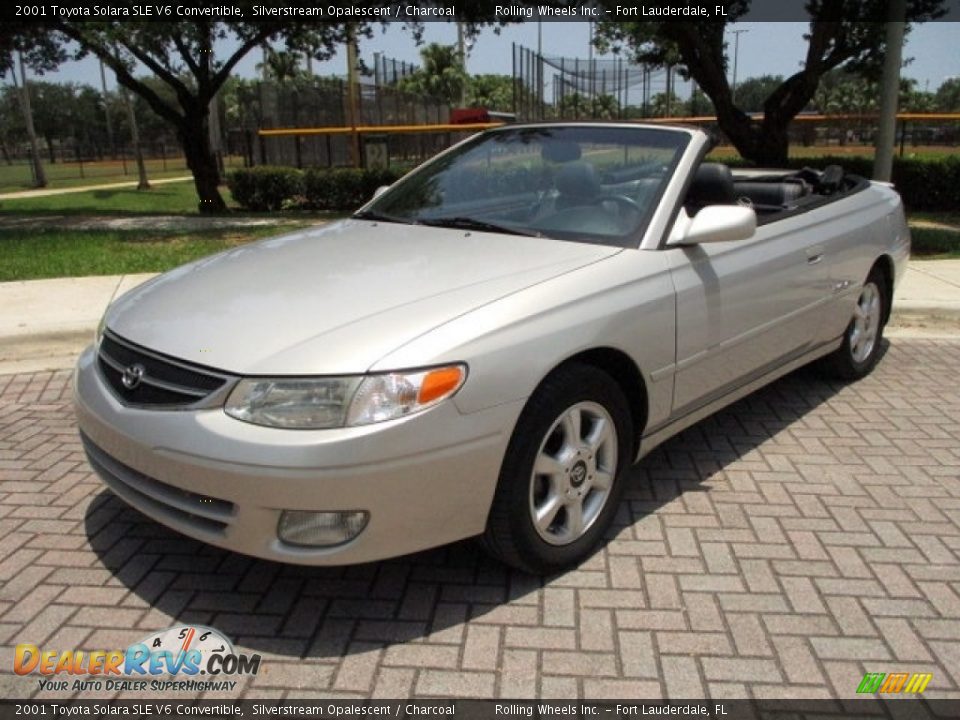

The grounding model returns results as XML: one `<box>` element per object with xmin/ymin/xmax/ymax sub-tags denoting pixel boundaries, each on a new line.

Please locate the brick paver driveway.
<box><xmin>1</xmin><ymin>338</ymin><xmax>959</xmax><ymax>701</ymax></box>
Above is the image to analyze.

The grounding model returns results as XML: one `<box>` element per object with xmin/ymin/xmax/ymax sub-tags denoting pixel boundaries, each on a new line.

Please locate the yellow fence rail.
<box><xmin>258</xmin><ymin>122</ymin><xmax>505</xmax><ymax>137</ymax></box>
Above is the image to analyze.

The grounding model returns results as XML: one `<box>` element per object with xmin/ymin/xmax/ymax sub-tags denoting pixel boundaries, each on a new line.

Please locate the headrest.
<box><xmin>686</xmin><ymin>163</ymin><xmax>736</xmax><ymax>210</ymax></box>
<box><xmin>555</xmin><ymin>162</ymin><xmax>601</xmax><ymax>200</ymax></box>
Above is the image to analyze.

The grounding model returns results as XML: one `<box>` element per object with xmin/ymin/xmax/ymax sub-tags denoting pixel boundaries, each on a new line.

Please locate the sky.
<box><xmin>17</xmin><ymin>21</ymin><xmax>960</xmax><ymax>99</ymax></box>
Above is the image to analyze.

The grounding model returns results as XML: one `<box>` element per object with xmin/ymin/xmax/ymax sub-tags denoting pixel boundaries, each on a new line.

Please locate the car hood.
<box><xmin>105</xmin><ymin>220</ymin><xmax>620</xmax><ymax>375</ymax></box>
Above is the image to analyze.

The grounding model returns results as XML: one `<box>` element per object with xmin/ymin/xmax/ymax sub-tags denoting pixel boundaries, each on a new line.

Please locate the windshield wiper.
<box><xmin>419</xmin><ymin>216</ymin><xmax>539</xmax><ymax>237</ymax></box>
<box><xmin>352</xmin><ymin>209</ymin><xmax>411</xmax><ymax>224</ymax></box>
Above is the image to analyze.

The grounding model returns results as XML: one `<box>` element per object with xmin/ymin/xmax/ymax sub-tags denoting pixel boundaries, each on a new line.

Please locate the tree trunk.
<box><xmin>714</xmin><ymin>108</ymin><xmax>791</xmax><ymax>167</ymax></box>
<box><xmin>122</xmin><ymin>88</ymin><xmax>150</xmax><ymax>190</ymax></box>
<box><xmin>179</xmin><ymin>110</ymin><xmax>226</xmax><ymax>213</ymax></box>
<box><xmin>14</xmin><ymin>51</ymin><xmax>46</xmax><ymax>187</ymax></box>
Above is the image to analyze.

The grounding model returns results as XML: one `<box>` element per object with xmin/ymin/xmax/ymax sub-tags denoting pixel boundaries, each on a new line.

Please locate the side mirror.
<box><xmin>372</xmin><ymin>185</ymin><xmax>391</xmax><ymax>200</ymax></box>
<box><xmin>670</xmin><ymin>205</ymin><xmax>757</xmax><ymax>246</ymax></box>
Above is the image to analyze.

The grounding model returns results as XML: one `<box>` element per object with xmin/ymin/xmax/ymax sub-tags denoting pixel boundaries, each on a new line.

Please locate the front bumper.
<box><xmin>73</xmin><ymin>345</ymin><xmax>522</xmax><ymax>564</ymax></box>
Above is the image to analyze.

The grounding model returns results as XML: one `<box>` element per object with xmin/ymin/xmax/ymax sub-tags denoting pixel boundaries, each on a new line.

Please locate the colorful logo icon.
<box><xmin>857</xmin><ymin>672</ymin><xmax>932</xmax><ymax>695</ymax></box>
<box><xmin>14</xmin><ymin>624</ymin><xmax>260</xmax><ymax>686</ymax></box>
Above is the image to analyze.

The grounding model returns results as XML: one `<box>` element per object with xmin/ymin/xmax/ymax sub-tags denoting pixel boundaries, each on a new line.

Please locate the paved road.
<box><xmin>1</xmin><ymin>338</ymin><xmax>959</xmax><ymax>701</ymax></box>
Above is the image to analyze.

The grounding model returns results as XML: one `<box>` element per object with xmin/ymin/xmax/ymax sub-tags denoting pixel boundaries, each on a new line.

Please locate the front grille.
<box><xmin>97</xmin><ymin>332</ymin><xmax>231</xmax><ymax>408</ymax></box>
<box><xmin>81</xmin><ymin>432</ymin><xmax>235</xmax><ymax>534</ymax></box>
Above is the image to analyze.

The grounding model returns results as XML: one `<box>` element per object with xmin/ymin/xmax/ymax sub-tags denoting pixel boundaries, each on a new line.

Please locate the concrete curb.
<box><xmin>0</xmin><ymin>304</ymin><xmax>956</xmax><ymax>378</ymax></box>
<box><xmin>1</xmin><ymin>260</ymin><xmax>958</xmax><ymax>376</ymax></box>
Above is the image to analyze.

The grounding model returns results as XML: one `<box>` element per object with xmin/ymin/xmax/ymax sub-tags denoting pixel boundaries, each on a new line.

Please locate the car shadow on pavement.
<box><xmin>83</xmin><ymin>345</ymin><xmax>881</xmax><ymax>659</ymax></box>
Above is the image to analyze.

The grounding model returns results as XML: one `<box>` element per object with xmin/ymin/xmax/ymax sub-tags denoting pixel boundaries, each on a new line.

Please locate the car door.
<box><xmin>665</xmin><ymin>211</ymin><xmax>831</xmax><ymax>416</ymax></box>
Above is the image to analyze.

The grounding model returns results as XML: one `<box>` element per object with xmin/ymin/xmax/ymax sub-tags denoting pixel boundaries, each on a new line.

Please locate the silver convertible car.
<box><xmin>75</xmin><ymin>124</ymin><xmax>909</xmax><ymax>573</ymax></box>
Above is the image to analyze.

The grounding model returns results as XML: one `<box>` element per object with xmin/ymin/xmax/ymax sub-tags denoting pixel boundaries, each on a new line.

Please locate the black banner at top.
<box><xmin>4</xmin><ymin>0</ymin><xmax>960</xmax><ymax>23</ymax></box>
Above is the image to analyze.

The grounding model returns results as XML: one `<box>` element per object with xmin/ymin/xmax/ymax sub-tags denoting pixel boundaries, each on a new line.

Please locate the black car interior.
<box><xmin>683</xmin><ymin>161</ymin><xmax>868</xmax><ymax>221</ymax></box>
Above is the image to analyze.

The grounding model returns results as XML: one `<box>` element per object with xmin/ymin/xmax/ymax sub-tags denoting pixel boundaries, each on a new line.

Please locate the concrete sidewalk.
<box><xmin>0</xmin><ymin>175</ymin><xmax>192</xmax><ymax>200</ymax></box>
<box><xmin>1</xmin><ymin>260</ymin><xmax>959</xmax><ymax>375</ymax></box>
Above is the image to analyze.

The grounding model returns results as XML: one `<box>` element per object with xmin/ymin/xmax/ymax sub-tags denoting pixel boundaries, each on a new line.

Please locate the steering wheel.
<box><xmin>599</xmin><ymin>194</ymin><xmax>643</xmax><ymax>215</ymax></box>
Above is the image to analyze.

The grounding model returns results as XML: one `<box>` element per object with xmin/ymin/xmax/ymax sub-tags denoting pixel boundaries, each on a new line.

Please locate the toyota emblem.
<box><xmin>121</xmin><ymin>363</ymin><xmax>146</xmax><ymax>390</ymax></box>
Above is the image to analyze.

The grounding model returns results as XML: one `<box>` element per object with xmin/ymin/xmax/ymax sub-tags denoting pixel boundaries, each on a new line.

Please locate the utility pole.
<box><xmin>457</xmin><ymin>21</ymin><xmax>467</xmax><ymax>107</ymax></box>
<box><xmin>874</xmin><ymin>0</ymin><xmax>907</xmax><ymax>182</ymax></box>
<box><xmin>346</xmin><ymin>28</ymin><xmax>361</xmax><ymax>168</ymax></box>
<box><xmin>587</xmin><ymin>21</ymin><xmax>594</xmax><ymax>104</ymax></box>
<box><xmin>15</xmin><ymin>51</ymin><xmax>46</xmax><ymax>188</ymax></box>
<box><xmin>665</xmin><ymin>64</ymin><xmax>673</xmax><ymax>117</ymax></box>
<box><xmin>729</xmin><ymin>28</ymin><xmax>749</xmax><ymax>103</ymax></box>
<box><xmin>537</xmin><ymin>20</ymin><xmax>543</xmax><ymax>118</ymax></box>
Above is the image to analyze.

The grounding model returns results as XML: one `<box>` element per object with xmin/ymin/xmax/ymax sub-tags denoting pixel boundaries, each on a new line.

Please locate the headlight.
<box><xmin>224</xmin><ymin>365</ymin><xmax>466</xmax><ymax>430</ymax></box>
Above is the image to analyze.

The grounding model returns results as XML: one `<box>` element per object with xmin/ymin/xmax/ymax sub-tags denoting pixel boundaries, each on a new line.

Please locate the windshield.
<box><xmin>360</xmin><ymin>125</ymin><xmax>690</xmax><ymax>247</ymax></box>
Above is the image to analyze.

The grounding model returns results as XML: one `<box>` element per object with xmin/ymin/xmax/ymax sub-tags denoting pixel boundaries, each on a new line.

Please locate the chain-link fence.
<box><xmin>228</xmin><ymin>75</ymin><xmax>450</xmax><ymax>169</ymax></box>
<box><xmin>512</xmin><ymin>43</ymin><xmax>674</xmax><ymax>121</ymax></box>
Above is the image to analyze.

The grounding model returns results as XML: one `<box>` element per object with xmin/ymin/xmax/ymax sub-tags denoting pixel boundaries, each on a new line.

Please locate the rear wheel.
<box><xmin>820</xmin><ymin>267</ymin><xmax>887</xmax><ymax>380</ymax></box>
<box><xmin>483</xmin><ymin>364</ymin><xmax>633</xmax><ymax>574</ymax></box>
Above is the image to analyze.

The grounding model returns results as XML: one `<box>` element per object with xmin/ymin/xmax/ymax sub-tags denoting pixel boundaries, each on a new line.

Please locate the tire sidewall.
<box><xmin>841</xmin><ymin>272</ymin><xmax>887</xmax><ymax>377</ymax></box>
<box><xmin>497</xmin><ymin>365</ymin><xmax>633</xmax><ymax>572</ymax></box>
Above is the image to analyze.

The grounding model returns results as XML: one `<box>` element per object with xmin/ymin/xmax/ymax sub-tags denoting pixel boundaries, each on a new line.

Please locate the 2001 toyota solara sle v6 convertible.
<box><xmin>75</xmin><ymin>123</ymin><xmax>909</xmax><ymax>573</ymax></box>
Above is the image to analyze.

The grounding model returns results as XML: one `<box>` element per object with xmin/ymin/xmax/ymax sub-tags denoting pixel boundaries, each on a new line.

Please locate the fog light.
<box><xmin>278</xmin><ymin>510</ymin><xmax>369</xmax><ymax>547</ymax></box>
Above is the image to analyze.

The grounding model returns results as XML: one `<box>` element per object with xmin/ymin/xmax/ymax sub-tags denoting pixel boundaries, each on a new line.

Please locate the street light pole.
<box><xmin>729</xmin><ymin>28</ymin><xmax>749</xmax><ymax>103</ymax></box>
<box><xmin>873</xmin><ymin>0</ymin><xmax>907</xmax><ymax>182</ymax></box>
<box><xmin>457</xmin><ymin>21</ymin><xmax>466</xmax><ymax>107</ymax></box>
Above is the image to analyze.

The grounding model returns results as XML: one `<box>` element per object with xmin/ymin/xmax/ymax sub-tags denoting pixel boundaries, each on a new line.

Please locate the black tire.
<box><xmin>482</xmin><ymin>363</ymin><xmax>634</xmax><ymax>574</ymax></box>
<box><xmin>819</xmin><ymin>266</ymin><xmax>888</xmax><ymax>381</ymax></box>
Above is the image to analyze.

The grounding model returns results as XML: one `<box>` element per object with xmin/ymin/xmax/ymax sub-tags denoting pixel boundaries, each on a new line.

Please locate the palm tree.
<box><xmin>10</xmin><ymin>52</ymin><xmax>46</xmax><ymax>187</ymax></box>
<box><xmin>398</xmin><ymin>44</ymin><xmax>466</xmax><ymax>105</ymax></box>
<box><xmin>256</xmin><ymin>49</ymin><xmax>302</xmax><ymax>84</ymax></box>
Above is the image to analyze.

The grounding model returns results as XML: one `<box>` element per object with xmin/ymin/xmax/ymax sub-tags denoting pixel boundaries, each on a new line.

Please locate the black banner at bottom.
<box><xmin>2</xmin><ymin>699</ymin><xmax>960</xmax><ymax>720</ymax></box>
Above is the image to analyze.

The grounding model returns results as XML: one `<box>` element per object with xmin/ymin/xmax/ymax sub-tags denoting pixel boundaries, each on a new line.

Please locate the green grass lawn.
<box><xmin>708</xmin><ymin>145</ymin><xmax>959</xmax><ymax>162</ymax></box>
<box><xmin>0</xmin><ymin>165</ymin><xmax>192</xmax><ymax>194</ymax></box>
<box><xmin>0</xmin><ymin>157</ymin><xmax>247</xmax><ymax>194</ymax></box>
<box><xmin>910</xmin><ymin>211</ymin><xmax>960</xmax><ymax>228</ymax></box>
<box><xmin>0</xmin><ymin>181</ymin><xmax>228</xmax><ymax>216</ymax></box>
<box><xmin>0</xmin><ymin>225</ymin><xmax>309</xmax><ymax>282</ymax></box>
<box><xmin>910</xmin><ymin>226</ymin><xmax>960</xmax><ymax>259</ymax></box>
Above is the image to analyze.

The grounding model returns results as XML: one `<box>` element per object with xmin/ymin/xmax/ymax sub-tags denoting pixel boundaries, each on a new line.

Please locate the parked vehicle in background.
<box><xmin>75</xmin><ymin>123</ymin><xmax>909</xmax><ymax>573</ymax></box>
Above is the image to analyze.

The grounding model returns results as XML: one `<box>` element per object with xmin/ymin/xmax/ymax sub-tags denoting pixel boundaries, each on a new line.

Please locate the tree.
<box><xmin>686</xmin><ymin>87</ymin><xmax>714</xmax><ymax>116</ymax></box>
<box><xmin>12</xmin><ymin>53</ymin><xmax>46</xmax><ymax>186</ymax></box>
<box><xmin>649</xmin><ymin>91</ymin><xmax>684</xmax><ymax>118</ymax></box>
<box><xmin>557</xmin><ymin>92</ymin><xmax>588</xmax><ymax>119</ymax></box>
<box><xmin>0</xmin><ymin>85</ymin><xmax>22</xmax><ymax>164</ymax></box>
<box><xmin>731</xmin><ymin>75</ymin><xmax>784</xmax><ymax>114</ymax></box>
<box><xmin>898</xmin><ymin>78</ymin><xmax>937</xmax><ymax>113</ymax></box>
<box><xmin>398</xmin><ymin>43</ymin><xmax>467</xmax><ymax>106</ymax></box>
<box><xmin>815</xmin><ymin>70</ymin><xmax>938</xmax><ymax>114</ymax></box>
<box><xmin>591</xmin><ymin>94</ymin><xmax>619</xmax><ymax>119</ymax></box>
<box><xmin>466</xmin><ymin>74</ymin><xmax>514</xmax><ymax>112</ymax></box>
<box><xmin>594</xmin><ymin>0</ymin><xmax>945</xmax><ymax>165</ymax></box>
<box><xmin>25</xmin><ymin>81</ymin><xmax>77</xmax><ymax>163</ymax></box>
<box><xmin>814</xmin><ymin>69</ymin><xmax>876</xmax><ymax>114</ymax></box>
<box><xmin>936</xmin><ymin>77</ymin><xmax>960</xmax><ymax>111</ymax></box>
<box><xmin>1</xmin><ymin>19</ymin><xmax>354</xmax><ymax>212</ymax></box>
<box><xmin>256</xmin><ymin>48</ymin><xmax>304</xmax><ymax>84</ymax></box>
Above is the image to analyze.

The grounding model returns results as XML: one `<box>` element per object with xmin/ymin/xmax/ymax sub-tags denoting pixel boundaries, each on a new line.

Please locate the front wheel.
<box><xmin>482</xmin><ymin>364</ymin><xmax>633</xmax><ymax>574</ymax></box>
<box><xmin>820</xmin><ymin>267</ymin><xmax>887</xmax><ymax>380</ymax></box>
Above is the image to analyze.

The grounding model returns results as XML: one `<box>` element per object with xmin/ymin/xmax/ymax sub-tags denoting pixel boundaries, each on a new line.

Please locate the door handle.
<box><xmin>806</xmin><ymin>245</ymin><xmax>825</xmax><ymax>265</ymax></box>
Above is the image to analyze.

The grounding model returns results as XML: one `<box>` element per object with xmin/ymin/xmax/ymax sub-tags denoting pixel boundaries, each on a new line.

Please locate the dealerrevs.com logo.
<box><xmin>14</xmin><ymin>625</ymin><xmax>261</xmax><ymax>693</ymax></box>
